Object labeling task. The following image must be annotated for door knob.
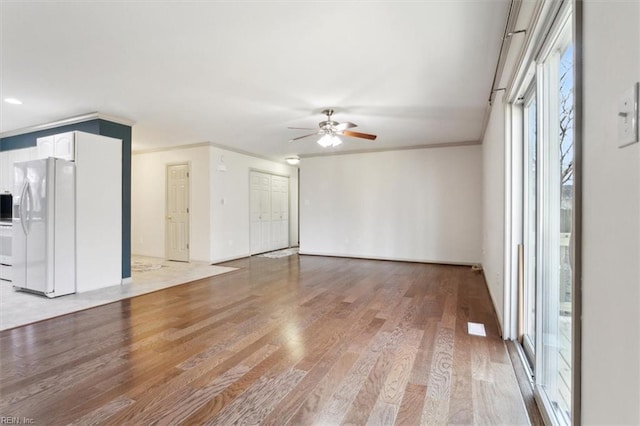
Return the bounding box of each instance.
[167,216,172,220]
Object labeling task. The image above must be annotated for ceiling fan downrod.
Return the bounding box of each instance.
[319,109,339,131]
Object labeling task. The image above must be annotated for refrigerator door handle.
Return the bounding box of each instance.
[24,182,33,234]
[19,181,29,236]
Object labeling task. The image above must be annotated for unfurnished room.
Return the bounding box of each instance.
[0,1,638,425]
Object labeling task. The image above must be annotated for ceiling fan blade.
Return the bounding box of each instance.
[334,122,357,131]
[287,127,317,130]
[289,132,320,142]
[340,130,377,140]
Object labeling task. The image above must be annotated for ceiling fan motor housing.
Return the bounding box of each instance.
[319,120,339,131]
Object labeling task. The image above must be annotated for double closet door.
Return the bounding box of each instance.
[250,171,289,255]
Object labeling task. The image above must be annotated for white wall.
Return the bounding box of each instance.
[131,145,211,261]
[132,144,298,264]
[582,1,640,423]
[209,147,298,263]
[481,94,506,330]
[299,146,483,265]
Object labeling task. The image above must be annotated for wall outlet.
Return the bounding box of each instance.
[618,82,639,148]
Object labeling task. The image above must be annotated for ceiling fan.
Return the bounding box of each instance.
[288,109,377,147]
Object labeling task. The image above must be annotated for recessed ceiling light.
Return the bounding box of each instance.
[4,98,23,105]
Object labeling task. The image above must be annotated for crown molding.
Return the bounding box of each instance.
[133,141,292,166]
[132,141,211,155]
[0,112,135,139]
[299,140,481,159]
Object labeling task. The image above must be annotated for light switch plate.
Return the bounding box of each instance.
[618,82,639,148]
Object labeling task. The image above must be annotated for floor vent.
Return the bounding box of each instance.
[467,322,487,336]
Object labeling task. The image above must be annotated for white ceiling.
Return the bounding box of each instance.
[1,1,509,161]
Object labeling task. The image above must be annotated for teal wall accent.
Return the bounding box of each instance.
[0,120,100,151]
[97,120,132,279]
[0,119,132,278]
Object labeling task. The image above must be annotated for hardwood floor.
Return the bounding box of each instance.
[0,255,530,425]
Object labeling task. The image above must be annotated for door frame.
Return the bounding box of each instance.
[165,161,191,262]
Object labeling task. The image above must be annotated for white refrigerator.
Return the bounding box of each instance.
[13,158,76,297]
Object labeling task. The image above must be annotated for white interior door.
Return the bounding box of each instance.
[250,171,271,254]
[250,171,289,254]
[166,163,190,262]
[270,175,289,250]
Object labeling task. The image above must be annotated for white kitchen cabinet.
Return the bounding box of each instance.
[73,132,122,292]
[0,222,11,281]
[37,136,54,158]
[37,132,75,161]
[12,147,36,164]
[0,151,11,193]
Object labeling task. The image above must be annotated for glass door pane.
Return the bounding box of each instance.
[522,85,537,366]
[539,30,574,425]
[556,42,574,422]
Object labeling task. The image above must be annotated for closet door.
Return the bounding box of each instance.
[250,172,271,254]
[270,175,289,250]
[250,172,289,254]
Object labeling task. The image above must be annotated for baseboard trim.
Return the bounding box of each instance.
[298,250,478,267]
[481,266,504,338]
[211,254,251,264]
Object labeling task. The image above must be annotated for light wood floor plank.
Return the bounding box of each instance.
[396,383,427,426]
[0,255,532,425]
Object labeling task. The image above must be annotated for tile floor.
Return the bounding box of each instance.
[0,255,237,331]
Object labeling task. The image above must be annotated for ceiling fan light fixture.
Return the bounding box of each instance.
[288,109,375,145]
[317,134,333,147]
[286,156,300,165]
[318,134,341,148]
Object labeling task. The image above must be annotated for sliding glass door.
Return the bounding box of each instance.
[517,4,575,425]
